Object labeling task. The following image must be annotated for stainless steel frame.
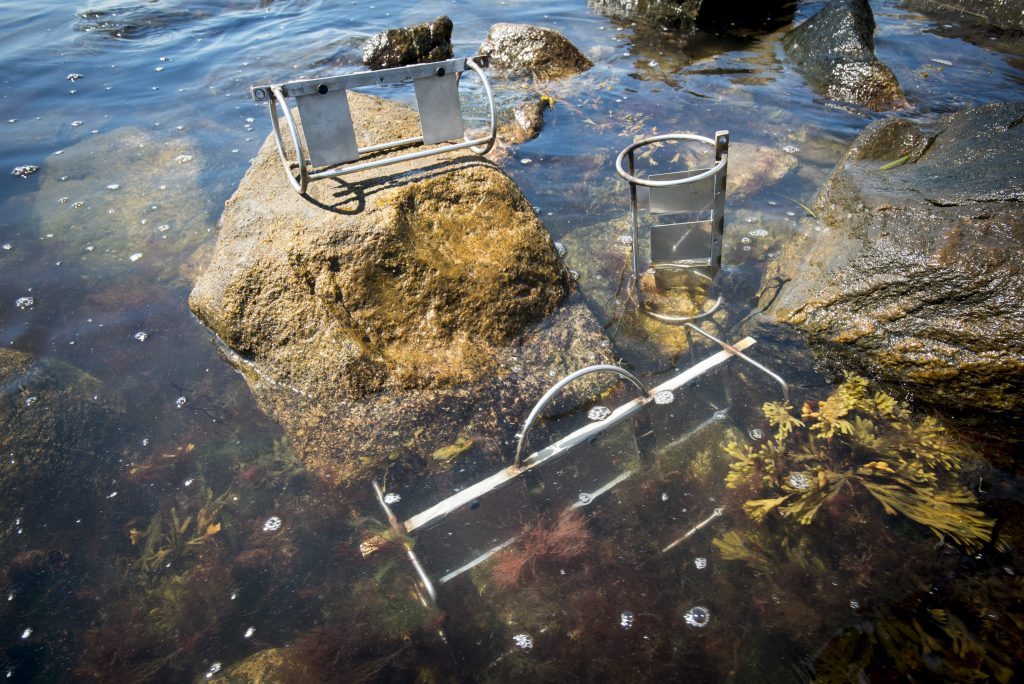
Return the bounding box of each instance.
[251,56,497,194]
[370,332,792,605]
[614,132,730,322]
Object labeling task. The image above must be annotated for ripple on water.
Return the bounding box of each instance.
[684,606,710,628]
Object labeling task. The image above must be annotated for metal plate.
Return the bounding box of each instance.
[414,73,465,145]
[648,169,716,215]
[295,89,358,167]
[651,220,713,265]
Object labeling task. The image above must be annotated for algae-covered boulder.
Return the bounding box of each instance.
[759,102,1024,419]
[190,92,612,485]
[0,349,123,545]
[902,0,1024,34]
[480,24,592,80]
[782,0,905,111]
[362,15,453,70]
[587,0,703,27]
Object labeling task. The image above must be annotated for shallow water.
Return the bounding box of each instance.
[2,1,1023,681]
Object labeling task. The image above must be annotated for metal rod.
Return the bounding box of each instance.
[269,87,308,194]
[661,506,724,554]
[571,470,633,508]
[307,135,494,181]
[628,149,642,308]
[615,134,727,188]
[438,537,517,584]
[683,323,789,404]
[372,480,438,604]
[514,365,649,468]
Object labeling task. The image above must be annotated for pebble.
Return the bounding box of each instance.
[553,241,567,258]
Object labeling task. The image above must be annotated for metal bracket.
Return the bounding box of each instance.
[614,131,729,321]
[252,56,497,194]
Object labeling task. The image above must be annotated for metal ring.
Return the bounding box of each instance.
[465,57,497,155]
[268,86,308,194]
[643,294,723,323]
[615,134,726,187]
[514,365,649,468]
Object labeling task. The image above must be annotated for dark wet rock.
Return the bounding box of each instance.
[207,648,305,684]
[782,0,906,111]
[190,92,612,486]
[0,349,124,549]
[480,24,593,80]
[759,102,1024,419]
[361,15,453,70]
[902,0,1024,34]
[588,0,703,27]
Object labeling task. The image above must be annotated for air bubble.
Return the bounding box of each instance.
[513,633,533,649]
[694,557,708,570]
[618,235,633,246]
[243,626,255,638]
[12,165,39,178]
[748,428,764,440]
[20,628,31,639]
[654,390,674,405]
[175,396,187,408]
[175,155,193,163]
[134,331,148,342]
[553,241,567,258]
[786,472,811,491]
[620,611,635,629]
[129,253,143,262]
[782,145,799,154]
[683,606,710,628]
[15,297,34,310]
[66,73,83,82]
[383,492,401,505]
[25,396,38,407]
[263,516,282,532]
[588,406,612,421]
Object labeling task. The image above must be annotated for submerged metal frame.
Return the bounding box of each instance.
[251,56,497,194]
[370,332,794,604]
[615,132,730,322]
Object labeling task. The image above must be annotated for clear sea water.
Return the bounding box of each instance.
[1,1,1023,681]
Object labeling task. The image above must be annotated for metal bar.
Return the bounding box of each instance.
[251,57,473,101]
[661,506,725,553]
[711,130,729,272]
[438,537,517,584]
[615,134,727,188]
[372,480,438,604]
[307,135,493,180]
[514,365,649,468]
[683,324,789,403]
[402,337,756,534]
[571,470,633,508]
[628,149,642,307]
[268,87,308,193]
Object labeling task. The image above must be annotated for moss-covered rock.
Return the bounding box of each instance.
[480,24,592,80]
[361,15,453,70]
[190,92,612,485]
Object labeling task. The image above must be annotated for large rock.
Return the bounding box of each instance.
[588,0,703,26]
[0,350,123,548]
[759,102,1024,419]
[362,15,453,70]
[190,93,612,485]
[589,0,795,30]
[782,0,905,111]
[480,24,592,80]
[902,0,1024,33]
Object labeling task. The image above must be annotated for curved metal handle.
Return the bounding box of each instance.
[514,365,649,468]
[465,57,497,155]
[615,133,727,187]
[268,86,309,194]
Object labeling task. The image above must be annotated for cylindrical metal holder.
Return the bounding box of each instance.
[614,132,729,322]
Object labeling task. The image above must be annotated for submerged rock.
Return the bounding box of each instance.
[361,15,453,70]
[589,0,795,30]
[497,95,553,146]
[190,93,612,485]
[760,102,1024,419]
[782,0,905,111]
[480,24,592,80]
[0,349,123,549]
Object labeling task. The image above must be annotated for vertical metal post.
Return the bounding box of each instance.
[711,130,729,273]
[628,150,643,307]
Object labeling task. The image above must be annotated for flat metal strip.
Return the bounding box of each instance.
[438,537,517,584]
[415,72,464,144]
[402,337,756,534]
[295,90,359,167]
[252,57,471,100]
[651,219,713,265]
[648,169,716,214]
